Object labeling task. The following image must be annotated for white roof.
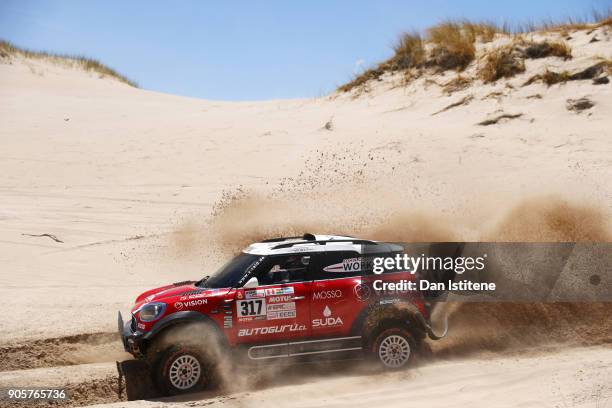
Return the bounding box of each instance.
[243,234,372,256]
[243,235,363,255]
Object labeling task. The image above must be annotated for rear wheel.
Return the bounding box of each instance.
[153,345,217,395]
[372,327,415,369]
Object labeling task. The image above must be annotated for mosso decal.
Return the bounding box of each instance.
[312,290,342,300]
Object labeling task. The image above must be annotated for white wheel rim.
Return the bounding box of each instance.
[378,334,411,368]
[169,354,201,390]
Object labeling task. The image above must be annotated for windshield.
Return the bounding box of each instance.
[200,253,264,289]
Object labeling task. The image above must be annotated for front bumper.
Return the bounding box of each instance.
[118,311,146,358]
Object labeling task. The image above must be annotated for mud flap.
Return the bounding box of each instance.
[116,360,160,401]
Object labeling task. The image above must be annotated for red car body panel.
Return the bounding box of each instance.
[129,272,425,347]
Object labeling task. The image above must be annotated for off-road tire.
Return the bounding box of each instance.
[152,345,218,395]
[371,327,416,369]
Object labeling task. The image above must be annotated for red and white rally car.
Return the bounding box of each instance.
[119,234,449,395]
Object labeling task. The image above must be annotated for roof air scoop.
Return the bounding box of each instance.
[302,233,316,241]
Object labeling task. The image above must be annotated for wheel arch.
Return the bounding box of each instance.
[142,311,227,357]
[352,302,428,346]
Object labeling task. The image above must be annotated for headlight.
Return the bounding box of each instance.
[138,302,166,322]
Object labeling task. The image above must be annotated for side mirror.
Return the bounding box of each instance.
[243,277,259,289]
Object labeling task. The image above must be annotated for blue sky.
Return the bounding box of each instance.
[1,0,610,100]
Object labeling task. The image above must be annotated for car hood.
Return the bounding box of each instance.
[134,281,230,306]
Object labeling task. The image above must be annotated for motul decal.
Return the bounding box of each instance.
[268,295,292,303]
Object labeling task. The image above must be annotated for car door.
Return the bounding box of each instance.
[310,250,365,338]
[233,253,315,344]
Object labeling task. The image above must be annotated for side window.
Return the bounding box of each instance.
[257,254,312,285]
[317,251,363,280]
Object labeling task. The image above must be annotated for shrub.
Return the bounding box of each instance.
[542,69,571,85]
[337,67,385,93]
[480,46,526,83]
[524,69,571,86]
[388,33,425,70]
[427,22,476,71]
[523,41,572,60]
[443,75,472,94]
[338,33,423,92]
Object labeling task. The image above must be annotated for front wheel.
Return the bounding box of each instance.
[153,346,217,395]
[372,327,415,369]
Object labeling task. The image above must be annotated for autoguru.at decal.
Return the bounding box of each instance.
[237,323,306,337]
[312,305,343,328]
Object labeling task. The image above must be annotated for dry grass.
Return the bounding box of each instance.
[338,9,610,93]
[463,22,502,42]
[541,69,571,85]
[523,59,612,87]
[512,9,612,33]
[443,75,473,94]
[388,33,425,70]
[522,40,572,60]
[479,45,526,83]
[337,67,385,93]
[339,33,424,92]
[427,22,476,71]
[0,40,137,87]
[523,69,571,86]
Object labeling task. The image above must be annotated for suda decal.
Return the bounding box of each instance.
[312,305,344,328]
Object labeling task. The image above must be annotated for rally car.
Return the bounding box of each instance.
[118,234,450,395]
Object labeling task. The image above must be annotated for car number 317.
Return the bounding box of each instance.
[237,299,266,317]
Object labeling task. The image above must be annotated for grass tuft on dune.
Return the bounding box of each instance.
[0,40,138,87]
[340,9,611,93]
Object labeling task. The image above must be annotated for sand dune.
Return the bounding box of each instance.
[0,23,611,408]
